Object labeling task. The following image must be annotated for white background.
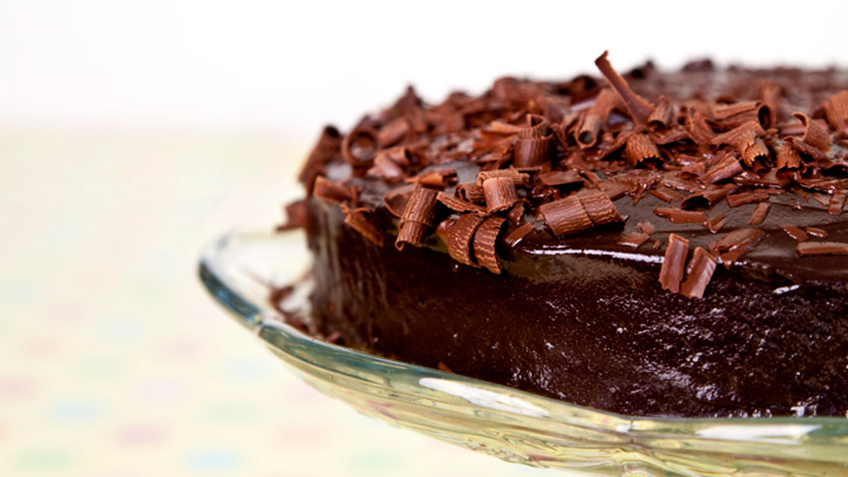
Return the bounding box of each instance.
[2,0,848,137]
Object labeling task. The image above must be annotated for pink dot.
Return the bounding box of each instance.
[0,378,35,399]
[114,426,165,445]
[19,337,62,359]
[154,338,204,360]
[271,426,331,448]
[137,379,185,403]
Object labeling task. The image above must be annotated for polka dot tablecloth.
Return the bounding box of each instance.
[0,129,562,476]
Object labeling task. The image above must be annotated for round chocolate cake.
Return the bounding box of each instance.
[283,52,848,418]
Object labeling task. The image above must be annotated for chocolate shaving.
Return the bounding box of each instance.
[617,232,649,248]
[579,191,624,225]
[446,213,485,266]
[477,169,530,186]
[504,222,535,249]
[659,234,689,293]
[341,205,383,246]
[647,95,673,127]
[276,200,309,231]
[776,142,802,169]
[792,112,832,151]
[680,247,717,299]
[653,207,708,224]
[436,191,486,214]
[396,186,439,250]
[806,227,828,238]
[514,135,554,168]
[456,182,485,203]
[704,213,728,233]
[313,176,357,204]
[704,153,743,183]
[748,202,771,225]
[649,185,684,203]
[637,220,655,235]
[377,118,411,147]
[684,109,716,146]
[829,190,846,215]
[482,176,519,213]
[540,196,593,237]
[624,133,661,165]
[594,51,655,124]
[472,216,507,273]
[409,169,457,187]
[368,150,406,182]
[383,187,413,217]
[784,136,828,162]
[759,82,781,126]
[711,101,772,129]
[299,126,342,190]
[797,241,848,256]
[681,185,736,209]
[781,224,809,242]
[823,91,848,131]
[711,228,765,266]
[538,170,583,187]
[577,89,620,147]
[341,127,379,167]
[517,114,550,139]
[710,121,768,166]
[726,191,770,207]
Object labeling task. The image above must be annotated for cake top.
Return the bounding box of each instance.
[288,52,848,296]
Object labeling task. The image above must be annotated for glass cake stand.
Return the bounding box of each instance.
[198,229,848,476]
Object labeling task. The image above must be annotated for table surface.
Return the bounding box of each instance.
[0,128,559,476]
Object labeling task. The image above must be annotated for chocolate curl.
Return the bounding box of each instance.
[653,207,707,224]
[456,182,485,204]
[792,113,832,152]
[759,82,781,126]
[776,142,802,169]
[436,191,487,214]
[748,202,771,225]
[624,133,660,166]
[594,51,655,124]
[797,241,848,256]
[408,169,457,188]
[312,176,357,204]
[342,127,379,167]
[514,135,554,168]
[710,121,768,166]
[781,224,809,242]
[472,216,507,273]
[711,101,773,129]
[579,191,624,226]
[446,214,485,266]
[680,247,717,299]
[703,154,743,183]
[377,118,411,148]
[341,204,384,247]
[276,200,309,232]
[784,136,828,162]
[830,190,846,216]
[659,234,689,293]
[299,126,343,190]
[368,147,410,183]
[684,109,716,146]
[647,95,673,128]
[540,196,593,237]
[517,114,550,139]
[482,176,519,213]
[710,228,765,266]
[577,89,620,147]
[477,169,530,186]
[823,90,848,131]
[396,186,439,250]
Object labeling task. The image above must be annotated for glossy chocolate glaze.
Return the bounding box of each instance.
[299,62,848,417]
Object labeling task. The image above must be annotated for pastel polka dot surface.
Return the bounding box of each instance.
[0,130,561,476]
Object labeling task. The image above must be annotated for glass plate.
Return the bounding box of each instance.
[198,229,848,476]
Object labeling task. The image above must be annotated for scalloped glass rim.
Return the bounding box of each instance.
[199,229,848,475]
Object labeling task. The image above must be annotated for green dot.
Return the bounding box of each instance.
[14,448,72,470]
[346,450,402,474]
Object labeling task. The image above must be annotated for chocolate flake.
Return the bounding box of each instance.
[776,142,802,169]
[383,187,413,217]
[704,212,728,233]
[446,214,485,266]
[617,232,650,248]
[659,234,689,293]
[806,227,828,238]
[681,185,736,209]
[341,205,383,246]
[653,207,708,224]
[636,220,655,235]
[625,133,661,165]
[726,191,770,207]
[704,153,743,183]
[472,216,508,273]
[594,51,656,124]
[540,196,593,237]
[829,190,846,215]
[684,109,716,146]
[396,186,439,250]
[482,176,520,213]
[781,224,809,242]
[276,200,309,231]
[711,228,765,266]
[797,241,848,256]
[538,170,583,187]
[504,222,535,250]
[649,185,684,203]
[680,247,717,299]
[313,176,357,204]
[436,191,486,214]
[748,202,771,225]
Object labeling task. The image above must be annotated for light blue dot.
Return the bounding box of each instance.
[49,399,102,424]
[220,358,271,382]
[182,449,243,474]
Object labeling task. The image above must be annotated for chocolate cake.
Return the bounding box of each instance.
[282,52,848,418]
